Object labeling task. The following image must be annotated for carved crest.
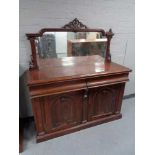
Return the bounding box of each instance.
[62,18,88,29]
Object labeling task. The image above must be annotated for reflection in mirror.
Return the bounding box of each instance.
[35,32,107,59]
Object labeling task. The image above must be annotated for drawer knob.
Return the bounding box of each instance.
[84,94,87,98]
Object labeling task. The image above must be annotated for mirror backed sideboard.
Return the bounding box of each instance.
[25,18,131,142]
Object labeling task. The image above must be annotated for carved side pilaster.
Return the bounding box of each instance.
[29,37,39,70]
[106,29,114,62]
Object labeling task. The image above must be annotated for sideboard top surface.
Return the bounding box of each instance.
[26,55,131,86]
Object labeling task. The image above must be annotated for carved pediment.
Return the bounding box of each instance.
[62,18,88,29]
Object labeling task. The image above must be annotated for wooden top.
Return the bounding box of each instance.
[27,55,131,86]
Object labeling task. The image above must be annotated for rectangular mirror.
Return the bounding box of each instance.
[35,32,107,59]
[26,18,114,70]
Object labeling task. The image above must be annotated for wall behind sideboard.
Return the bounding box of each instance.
[19,0,135,117]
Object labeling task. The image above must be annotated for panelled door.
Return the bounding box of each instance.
[88,84,124,121]
[41,90,85,132]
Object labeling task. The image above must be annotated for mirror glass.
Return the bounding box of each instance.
[35,32,107,59]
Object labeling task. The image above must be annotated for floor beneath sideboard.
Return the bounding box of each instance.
[20,98,135,155]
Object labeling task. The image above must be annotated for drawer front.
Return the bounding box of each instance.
[88,83,125,121]
[40,90,85,133]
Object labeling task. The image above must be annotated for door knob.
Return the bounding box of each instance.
[84,87,88,99]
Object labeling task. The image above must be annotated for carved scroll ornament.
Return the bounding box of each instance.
[62,18,88,29]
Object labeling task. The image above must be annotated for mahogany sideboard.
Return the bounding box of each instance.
[26,55,131,142]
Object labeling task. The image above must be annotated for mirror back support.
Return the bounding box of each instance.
[26,18,114,70]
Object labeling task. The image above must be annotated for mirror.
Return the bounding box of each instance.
[35,32,107,59]
[26,18,114,70]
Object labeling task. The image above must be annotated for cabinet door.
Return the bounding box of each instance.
[88,84,125,121]
[41,90,84,132]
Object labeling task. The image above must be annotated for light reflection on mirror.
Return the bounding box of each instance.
[35,32,107,59]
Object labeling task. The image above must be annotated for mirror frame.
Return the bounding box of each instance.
[26,18,114,70]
